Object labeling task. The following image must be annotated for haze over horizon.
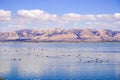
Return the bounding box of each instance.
[0,0,120,31]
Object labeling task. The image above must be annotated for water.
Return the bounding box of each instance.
[0,42,120,80]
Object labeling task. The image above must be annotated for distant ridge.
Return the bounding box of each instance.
[0,28,120,42]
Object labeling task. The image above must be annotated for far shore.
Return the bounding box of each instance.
[0,40,120,43]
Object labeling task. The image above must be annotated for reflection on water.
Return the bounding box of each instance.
[0,42,120,80]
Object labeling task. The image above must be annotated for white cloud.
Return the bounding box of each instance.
[96,14,114,20]
[61,13,96,21]
[114,13,120,19]
[0,9,120,31]
[0,9,11,21]
[17,9,57,22]
[95,13,120,21]
[62,13,81,21]
[16,9,120,23]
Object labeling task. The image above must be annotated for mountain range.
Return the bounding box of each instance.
[0,28,120,42]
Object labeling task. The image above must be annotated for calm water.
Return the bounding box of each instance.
[0,42,120,80]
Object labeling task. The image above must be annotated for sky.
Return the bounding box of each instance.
[0,0,120,31]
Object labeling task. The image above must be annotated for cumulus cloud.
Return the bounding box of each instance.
[16,9,120,23]
[0,9,11,21]
[61,13,97,22]
[114,13,120,19]
[17,9,57,22]
[96,14,114,20]
[62,13,81,21]
[0,9,120,31]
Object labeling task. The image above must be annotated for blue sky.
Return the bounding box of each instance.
[0,0,120,14]
[0,0,120,31]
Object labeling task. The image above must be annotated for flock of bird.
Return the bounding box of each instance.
[0,47,110,63]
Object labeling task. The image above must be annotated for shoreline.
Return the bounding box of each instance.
[0,40,120,43]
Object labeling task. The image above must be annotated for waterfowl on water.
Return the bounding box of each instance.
[19,58,21,61]
[13,58,16,60]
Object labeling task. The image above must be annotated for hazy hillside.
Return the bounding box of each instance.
[0,28,120,42]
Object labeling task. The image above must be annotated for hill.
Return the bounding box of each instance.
[0,28,120,42]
